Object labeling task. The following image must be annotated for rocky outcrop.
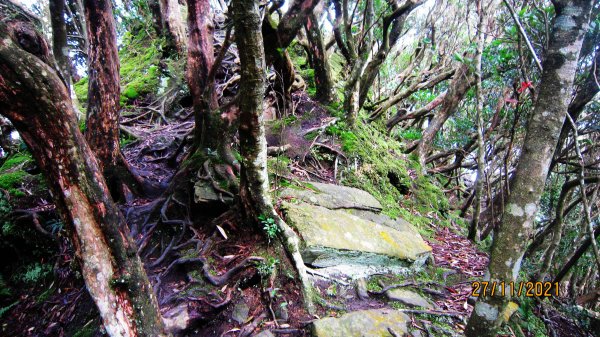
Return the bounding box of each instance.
[311,309,409,337]
[280,183,431,277]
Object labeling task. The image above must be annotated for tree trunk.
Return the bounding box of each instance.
[83,0,142,197]
[262,16,296,116]
[304,7,334,103]
[468,0,486,242]
[358,0,423,109]
[263,0,321,115]
[158,0,187,54]
[344,0,373,127]
[49,0,71,89]
[0,9,166,337]
[232,0,314,312]
[415,63,473,170]
[465,1,593,335]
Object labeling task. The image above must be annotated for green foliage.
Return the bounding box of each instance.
[395,128,422,141]
[73,77,89,106]
[0,171,28,197]
[256,257,279,278]
[0,152,33,171]
[0,151,41,198]
[0,193,13,236]
[515,297,548,337]
[0,274,11,297]
[119,30,164,104]
[14,262,52,285]
[258,214,279,243]
[330,121,449,227]
[326,124,358,152]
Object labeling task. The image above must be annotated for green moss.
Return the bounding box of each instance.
[73,77,88,105]
[0,171,28,191]
[119,31,164,104]
[0,152,32,171]
[333,120,450,231]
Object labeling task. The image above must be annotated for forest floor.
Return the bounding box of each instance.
[0,84,593,337]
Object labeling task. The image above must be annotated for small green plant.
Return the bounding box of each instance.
[258,214,279,243]
[256,257,279,279]
[16,262,52,285]
[0,301,18,319]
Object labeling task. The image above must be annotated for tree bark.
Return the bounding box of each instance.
[232,0,314,313]
[415,63,473,169]
[83,0,141,197]
[0,8,166,336]
[49,0,71,89]
[465,1,593,335]
[553,224,600,283]
[262,0,321,115]
[304,6,334,103]
[158,0,187,54]
[468,0,486,242]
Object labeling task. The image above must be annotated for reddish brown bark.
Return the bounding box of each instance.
[83,0,141,196]
[0,7,166,336]
[186,0,219,146]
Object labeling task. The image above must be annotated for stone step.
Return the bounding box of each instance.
[311,309,409,337]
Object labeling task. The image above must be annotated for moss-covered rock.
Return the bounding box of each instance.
[311,309,409,337]
[279,182,382,211]
[282,201,431,266]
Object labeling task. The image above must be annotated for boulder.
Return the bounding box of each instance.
[311,309,409,337]
[231,301,249,324]
[280,182,382,211]
[283,201,431,268]
[385,289,434,309]
[345,209,420,235]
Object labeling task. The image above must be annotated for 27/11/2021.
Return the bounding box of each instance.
[471,281,559,297]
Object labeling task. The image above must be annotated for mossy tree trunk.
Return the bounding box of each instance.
[465,0,593,335]
[83,0,142,197]
[0,8,167,337]
[232,0,314,313]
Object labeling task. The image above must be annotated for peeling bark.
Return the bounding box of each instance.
[465,1,593,335]
[0,8,167,336]
[83,0,142,197]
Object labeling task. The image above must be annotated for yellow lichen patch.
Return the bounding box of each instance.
[501,301,520,322]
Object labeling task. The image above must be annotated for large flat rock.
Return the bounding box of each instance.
[280,182,382,211]
[283,201,431,268]
[386,289,434,309]
[311,309,409,337]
